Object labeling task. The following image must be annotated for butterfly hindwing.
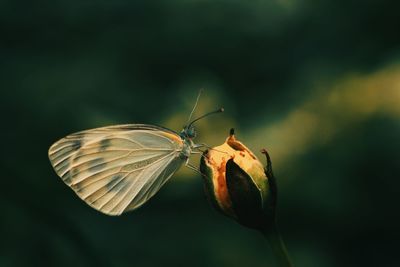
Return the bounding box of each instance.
[48,124,185,215]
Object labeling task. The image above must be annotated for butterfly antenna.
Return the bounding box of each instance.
[188,107,224,128]
[187,89,204,125]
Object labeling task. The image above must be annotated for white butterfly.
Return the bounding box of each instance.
[48,95,223,216]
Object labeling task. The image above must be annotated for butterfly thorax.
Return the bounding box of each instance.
[178,125,196,158]
[179,137,194,159]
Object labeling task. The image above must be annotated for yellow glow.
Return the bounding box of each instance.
[247,64,400,173]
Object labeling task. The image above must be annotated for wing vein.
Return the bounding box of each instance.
[107,153,178,213]
[131,131,176,144]
[77,151,176,196]
[88,172,131,205]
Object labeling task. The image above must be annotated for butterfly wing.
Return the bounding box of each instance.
[48,124,185,216]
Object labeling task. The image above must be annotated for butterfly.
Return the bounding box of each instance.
[48,93,223,216]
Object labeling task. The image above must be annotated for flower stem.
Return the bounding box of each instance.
[261,221,293,267]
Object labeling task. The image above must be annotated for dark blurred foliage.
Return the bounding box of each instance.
[1,0,400,266]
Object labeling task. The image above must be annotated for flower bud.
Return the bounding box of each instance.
[200,129,277,230]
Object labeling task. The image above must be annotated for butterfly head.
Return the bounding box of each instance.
[181,125,197,139]
[181,107,224,140]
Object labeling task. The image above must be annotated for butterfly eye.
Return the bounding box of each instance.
[187,126,196,138]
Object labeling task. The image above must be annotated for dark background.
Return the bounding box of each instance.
[1,0,400,266]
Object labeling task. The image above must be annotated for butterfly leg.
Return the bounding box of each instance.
[184,159,207,178]
[192,143,213,154]
[193,143,229,155]
[186,163,207,178]
[193,143,208,149]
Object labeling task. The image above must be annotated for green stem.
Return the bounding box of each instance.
[261,221,293,267]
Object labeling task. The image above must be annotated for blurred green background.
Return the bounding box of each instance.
[1,0,400,266]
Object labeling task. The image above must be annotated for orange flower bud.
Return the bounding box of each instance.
[200,129,276,230]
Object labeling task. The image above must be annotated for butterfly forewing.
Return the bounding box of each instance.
[48,124,185,216]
